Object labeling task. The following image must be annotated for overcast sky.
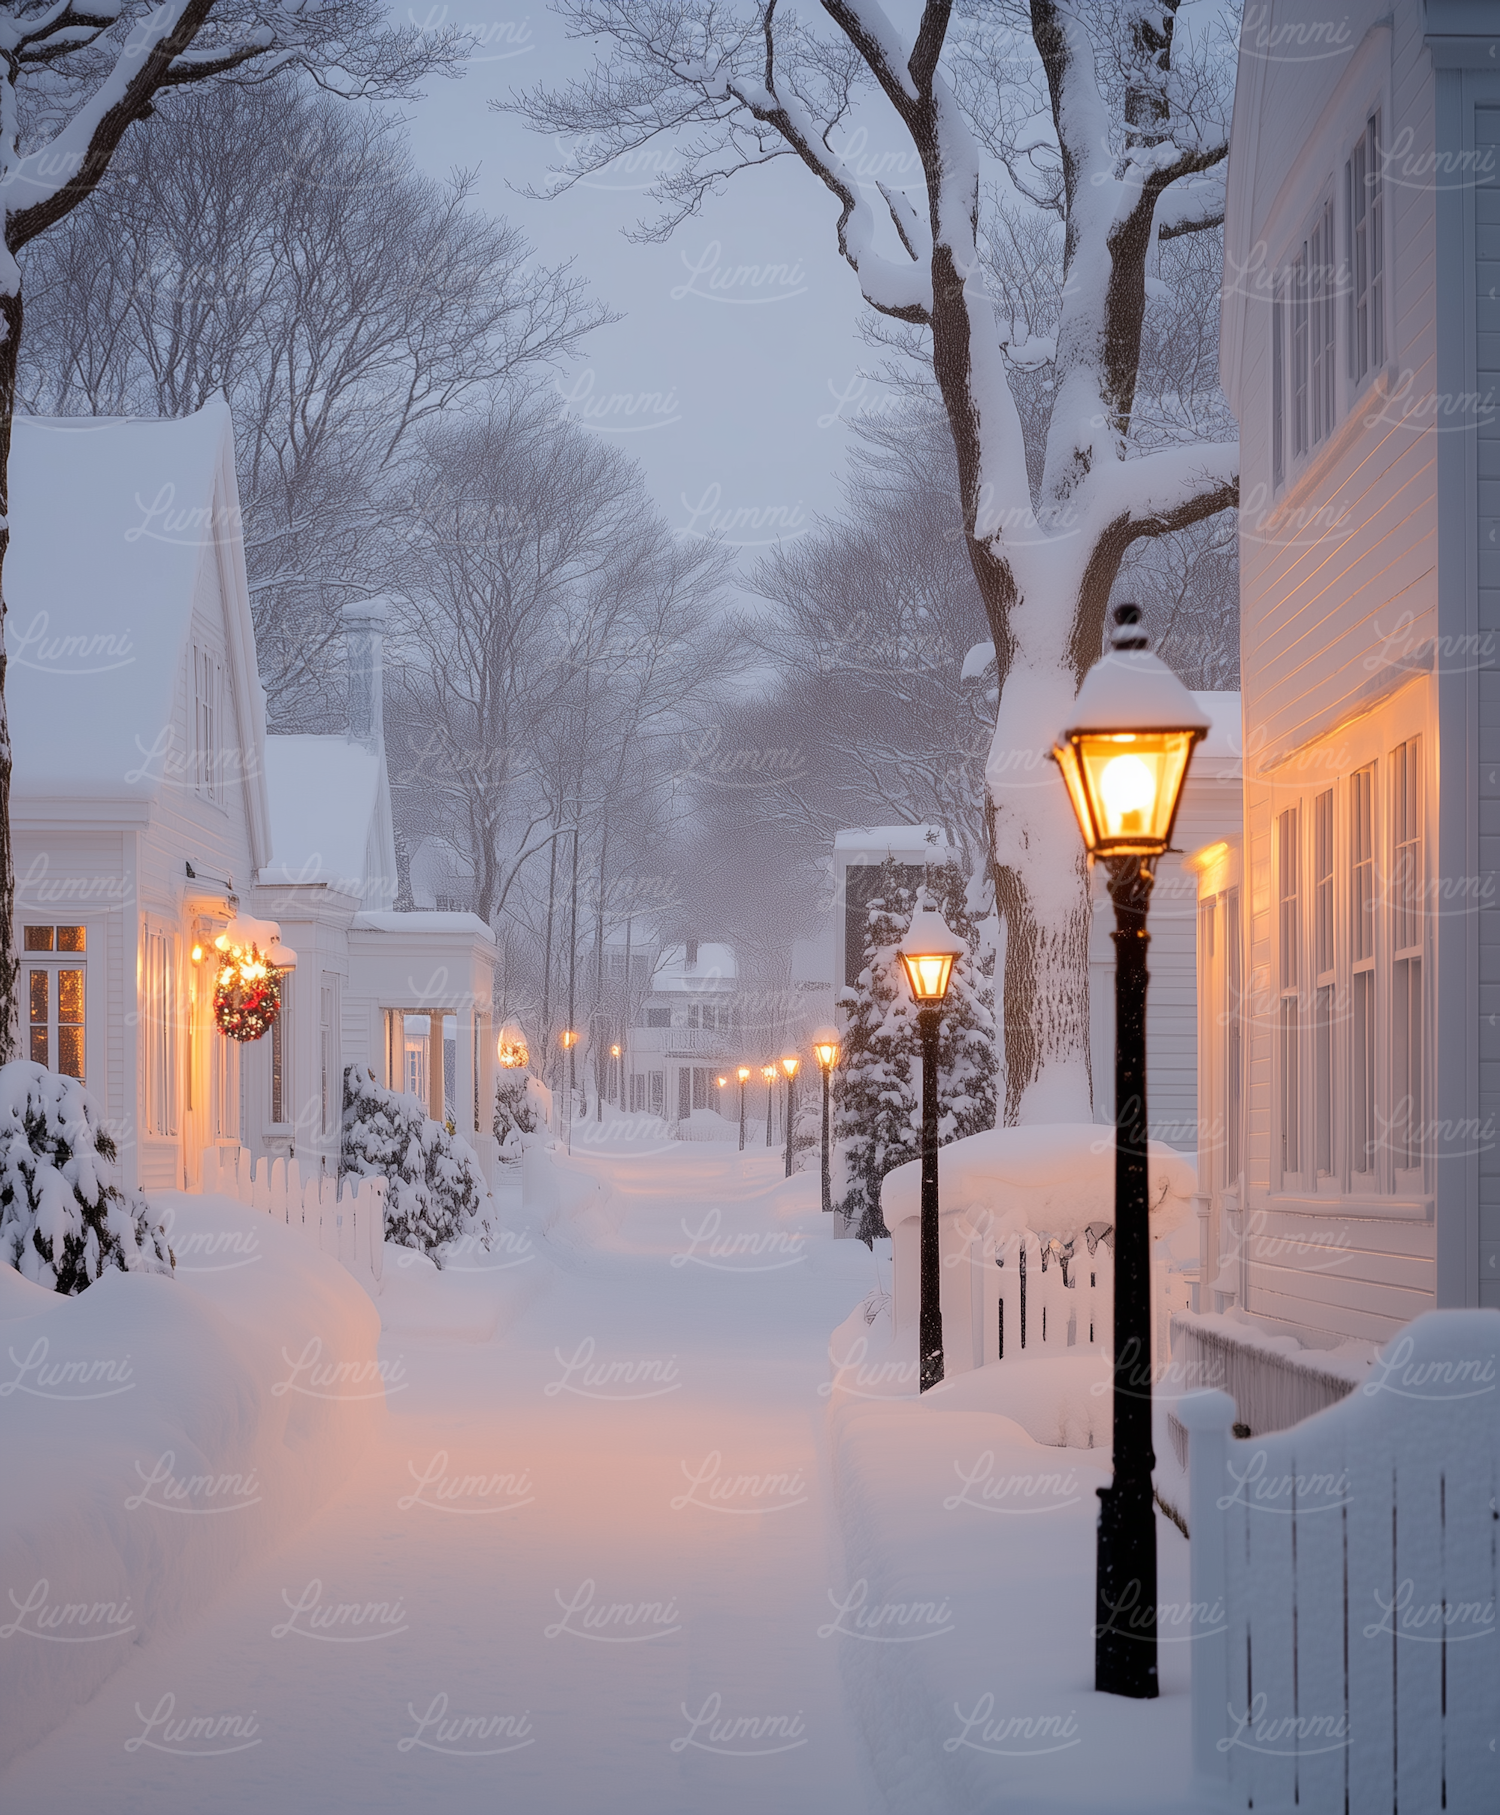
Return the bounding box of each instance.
[400,3,923,571]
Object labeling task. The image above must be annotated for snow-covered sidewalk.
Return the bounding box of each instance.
[2,1142,884,1814]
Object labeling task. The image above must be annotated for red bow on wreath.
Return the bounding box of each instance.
[213,939,283,1043]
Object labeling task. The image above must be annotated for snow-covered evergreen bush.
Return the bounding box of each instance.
[0,1061,173,1293]
[342,1065,493,1264]
[493,1071,539,1154]
[834,860,996,1245]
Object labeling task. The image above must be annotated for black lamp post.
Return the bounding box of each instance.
[897,899,965,1395]
[1051,601,1208,1701]
[762,1064,775,1147]
[813,1032,839,1212]
[737,1065,750,1150]
[780,1055,799,1178]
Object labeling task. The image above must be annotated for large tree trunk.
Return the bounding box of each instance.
[0,285,21,1062]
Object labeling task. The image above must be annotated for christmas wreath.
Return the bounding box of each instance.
[213,940,282,1042]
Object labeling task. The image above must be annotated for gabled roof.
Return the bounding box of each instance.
[259,735,397,908]
[7,402,270,858]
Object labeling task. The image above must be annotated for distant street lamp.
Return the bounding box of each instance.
[897,898,966,1394]
[560,1028,580,1149]
[737,1065,751,1150]
[780,1054,800,1178]
[1052,600,1208,1703]
[762,1064,776,1147]
[610,1043,621,1108]
[812,1031,840,1213]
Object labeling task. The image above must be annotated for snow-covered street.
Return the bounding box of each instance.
[2,1140,890,1814]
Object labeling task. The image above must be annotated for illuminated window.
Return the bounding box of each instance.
[24,926,86,1082]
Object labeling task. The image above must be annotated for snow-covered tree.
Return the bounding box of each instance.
[0,2,467,1056]
[341,1065,492,1264]
[0,1062,173,1292]
[18,81,608,731]
[493,1070,540,1154]
[835,859,995,1243]
[510,0,1238,1122]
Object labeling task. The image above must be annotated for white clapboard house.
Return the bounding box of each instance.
[1187,0,1500,1429]
[8,400,499,1191]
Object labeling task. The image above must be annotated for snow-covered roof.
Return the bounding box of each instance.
[260,736,384,895]
[833,825,948,855]
[352,910,495,944]
[651,942,737,990]
[7,403,268,856]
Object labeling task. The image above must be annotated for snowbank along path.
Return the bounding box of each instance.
[2,1131,885,1814]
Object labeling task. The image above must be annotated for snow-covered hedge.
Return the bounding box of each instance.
[342,1064,493,1263]
[0,1061,173,1293]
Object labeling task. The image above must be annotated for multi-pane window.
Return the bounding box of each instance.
[145,927,177,1137]
[1291,202,1337,459]
[1272,279,1286,489]
[194,645,223,802]
[271,972,291,1125]
[1346,114,1384,386]
[1225,887,1242,1187]
[1313,791,1335,1177]
[1391,739,1423,1176]
[1278,808,1300,1178]
[24,925,85,1081]
[1349,766,1377,1180]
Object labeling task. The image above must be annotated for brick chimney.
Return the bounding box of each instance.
[343,596,389,752]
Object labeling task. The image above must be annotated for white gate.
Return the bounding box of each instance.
[1180,1309,1500,1811]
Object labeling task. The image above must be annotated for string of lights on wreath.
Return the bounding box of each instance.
[211,933,284,1043]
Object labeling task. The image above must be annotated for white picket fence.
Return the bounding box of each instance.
[896,1208,1187,1376]
[198,1146,386,1298]
[1180,1309,1500,1812]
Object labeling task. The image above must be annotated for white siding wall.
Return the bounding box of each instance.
[1232,0,1443,1343]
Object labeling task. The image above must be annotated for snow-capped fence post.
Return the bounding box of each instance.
[1183,1312,1500,1809]
[1178,1388,1234,1784]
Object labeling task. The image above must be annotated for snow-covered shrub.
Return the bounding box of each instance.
[342,1064,492,1263]
[834,859,996,1244]
[0,1061,173,1293]
[493,1070,538,1155]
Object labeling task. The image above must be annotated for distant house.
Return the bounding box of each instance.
[9,401,498,1190]
[1198,0,1499,1383]
[624,941,744,1122]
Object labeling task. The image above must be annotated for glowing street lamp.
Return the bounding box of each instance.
[897,899,965,1394]
[812,1031,840,1214]
[762,1064,776,1148]
[737,1065,751,1150]
[780,1054,800,1179]
[1051,601,1208,1703]
[610,1042,621,1108]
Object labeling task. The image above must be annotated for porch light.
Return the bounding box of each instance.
[1050,604,1209,858]
[497,1021,528,1069]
